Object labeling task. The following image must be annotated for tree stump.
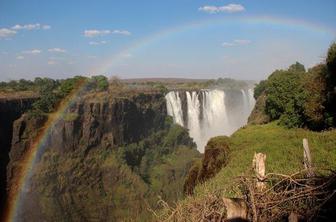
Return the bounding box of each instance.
[303,138,314,177]
[253,152,266,191]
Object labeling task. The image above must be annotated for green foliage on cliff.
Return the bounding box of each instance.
[31,119,199,221]
[253,80,267,99]
[89,75,109,91]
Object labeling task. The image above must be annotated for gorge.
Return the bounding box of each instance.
[166,89,255,152]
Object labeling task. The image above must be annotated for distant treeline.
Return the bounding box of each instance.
[254,42,336,130]
[0,75,110,115]
[122,77,253,91]
[0,75,254,115]
[0,75,109,93]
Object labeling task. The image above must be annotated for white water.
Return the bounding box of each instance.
[165,91,184,126]
[165,89,255,152]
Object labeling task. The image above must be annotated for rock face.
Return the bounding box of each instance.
[7,93,167,193]
[4,92,199,221]
[0,97,36,212]
[184,136,230,195]
[248,92,270,125]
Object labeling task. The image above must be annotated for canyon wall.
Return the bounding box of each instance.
[0,97,37,212]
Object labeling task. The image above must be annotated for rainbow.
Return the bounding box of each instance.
[3,80,87,222]
[91,15,336,75]
[3,15,336,222]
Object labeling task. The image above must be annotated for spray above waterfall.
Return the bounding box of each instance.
[165,89,255,152]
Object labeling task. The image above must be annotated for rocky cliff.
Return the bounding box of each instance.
[5,92,199,221]
[7,93,167,192]
[247,92,270,125]
[184,136,229,195]
[0,96,37,212]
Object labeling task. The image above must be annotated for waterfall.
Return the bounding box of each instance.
[165,89,255,152]
[247,88,256,110]
[165,91,184,126]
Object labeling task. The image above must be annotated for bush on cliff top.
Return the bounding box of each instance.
[252,42,336,130]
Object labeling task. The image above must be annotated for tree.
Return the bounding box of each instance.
[34,77,57,93]
[288,62,306,73]
[91,75,109,91]
[326,42,336,75]
[324,43,336,126]
[303,64,328,129]
[32,91,58,113]
[254,80,267,99]
[58,76,87,97]
[264,65,307,128]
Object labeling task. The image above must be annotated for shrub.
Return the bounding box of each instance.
[253,80,267,99]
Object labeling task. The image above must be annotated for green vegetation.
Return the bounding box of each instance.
[89,75,109,91]
[168,43,336,221]
[253,42,336,130]
[184,136,230,195]
[191,122,336,197]
[32,118,200,221]
[266,67,306,128]
[0,75,110,115]
[206,78,252,90]
[123,78,254,91]
[157,122,336,221]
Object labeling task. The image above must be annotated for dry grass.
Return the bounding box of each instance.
[240,169,336,221]
[153,168,336,221]
[151,194,227,222]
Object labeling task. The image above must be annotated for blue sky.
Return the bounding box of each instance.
[0,0,335,81]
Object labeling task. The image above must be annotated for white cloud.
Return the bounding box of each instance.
[0,28,17,38]
[222,42,235,47]
[48,48,66,53]
[112,30,131,35]
[12,24,39,30]
[84,29,131,37]
[22,49,42,54]
[222,39,251,47]
[84,29,111,37]
[198,6,219,14]
[89,40,108,45]
[234,39,251,45]
[16,55,24,60]
[199,4,245,14]
[11,23,51,30]
[0,23,50,39]
[42,25,51,30]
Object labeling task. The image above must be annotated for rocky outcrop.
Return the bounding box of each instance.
[248,92,270,125]
[51,93,166,151]
[184,136,230,195]
[6,93,167,194]
[0,96,37,212]
[5,92,200,221]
